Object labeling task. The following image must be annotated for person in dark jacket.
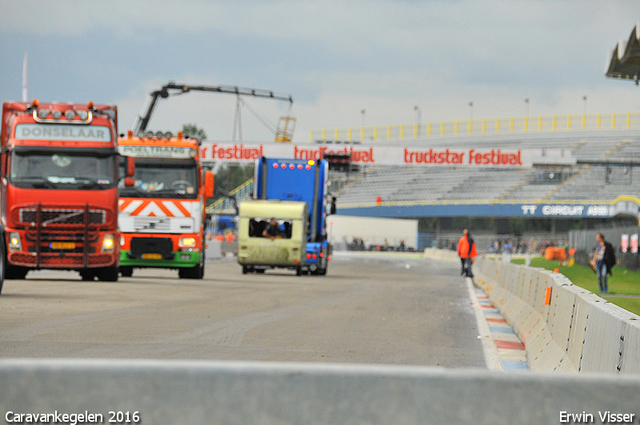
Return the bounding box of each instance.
[592,233,616,293]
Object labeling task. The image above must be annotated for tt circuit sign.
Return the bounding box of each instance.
[338,198,640,219]
[199,142,575,167]
[521,199,640,218]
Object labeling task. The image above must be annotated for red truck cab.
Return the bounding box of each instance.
[0,100,126,292]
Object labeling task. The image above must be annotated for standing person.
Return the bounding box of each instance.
[592,233,616,294]
[457,229,478,277]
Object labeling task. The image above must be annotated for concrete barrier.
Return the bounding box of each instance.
[473,257,640,374]
[422,247,459,262]
[1,359,640,425]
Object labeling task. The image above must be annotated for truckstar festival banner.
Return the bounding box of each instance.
[199,142,575,167]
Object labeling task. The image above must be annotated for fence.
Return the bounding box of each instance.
[570,226,640,271]
[310,112,640,143]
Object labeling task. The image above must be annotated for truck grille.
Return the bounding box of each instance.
[17,208,106,226]
[133,217,172,232]
[8,203,115,269]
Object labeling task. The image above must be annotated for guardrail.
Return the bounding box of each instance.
[1,359,639,425]
[310,112,640,143]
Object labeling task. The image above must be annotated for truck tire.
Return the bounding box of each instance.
[79,270,96,281]
[5,265,28,280]
[179,250,205,279]
[98,267,119,282]
[0,238,5,295]
[120,267,133,277]
[242,265,250,274]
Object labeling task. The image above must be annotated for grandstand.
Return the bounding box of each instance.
[206,126,640,250]
[336,135,640,206]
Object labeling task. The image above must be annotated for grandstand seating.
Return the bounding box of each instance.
[208,134,640,215]
[336,135,640,205]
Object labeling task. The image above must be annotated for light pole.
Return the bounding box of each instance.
[468,101,473,121]
[582,95,588,129]
[524,98,530,117]
[414,105,421,137]
[361,109,366,128]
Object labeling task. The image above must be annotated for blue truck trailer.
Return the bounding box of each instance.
[237,157,335,276]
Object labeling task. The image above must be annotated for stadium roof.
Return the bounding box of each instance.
[606,25,640,84]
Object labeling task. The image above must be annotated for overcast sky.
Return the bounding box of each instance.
[0,0,638,143]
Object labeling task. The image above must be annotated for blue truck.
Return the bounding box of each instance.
[237,157,335,276]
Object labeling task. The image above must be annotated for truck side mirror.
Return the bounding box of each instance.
[124,177,135,187]
[126,156,135,177]
[330,196,337,215]
[204,170,215,198]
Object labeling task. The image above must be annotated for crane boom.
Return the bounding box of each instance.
[132,81,294,135]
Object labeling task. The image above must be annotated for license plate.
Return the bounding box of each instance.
[51,242,76,249]
[142,253,162,260]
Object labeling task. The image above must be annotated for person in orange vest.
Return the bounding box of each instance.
[457,229,478,278]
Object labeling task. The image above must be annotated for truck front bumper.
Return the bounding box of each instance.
[119,250,201,268]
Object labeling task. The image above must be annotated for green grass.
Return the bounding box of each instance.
[511,257,640,316]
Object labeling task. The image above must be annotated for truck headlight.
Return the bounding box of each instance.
[179,237,196,248]
[8,232,22,251]
[102,234,115,253]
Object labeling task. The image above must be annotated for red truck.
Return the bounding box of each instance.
[0,100,133,293]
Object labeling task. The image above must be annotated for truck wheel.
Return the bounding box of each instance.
[120,267,133,277]
[242,265,250,274]
[0,239,5,295]
[79,270,96,281]
[98,267,119,282]
[179,250,205,279]
[296,267,302,276]
[5,265,28,280]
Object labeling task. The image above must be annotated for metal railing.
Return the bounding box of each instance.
[310,112,640,143]
[206,178,254,214]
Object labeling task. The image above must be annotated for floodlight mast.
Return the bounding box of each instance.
[132,81,294,135]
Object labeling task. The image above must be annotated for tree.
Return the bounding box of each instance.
[215,164,254,195]
[182,123,207,141]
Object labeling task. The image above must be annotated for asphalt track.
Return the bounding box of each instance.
[0,252,485,368]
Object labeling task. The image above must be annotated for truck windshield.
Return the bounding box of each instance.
[10,150,117,190]
[119,158,198,199]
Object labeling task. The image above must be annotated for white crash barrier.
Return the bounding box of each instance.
[473,257,640,374]
[1,359,640,425]
[422,247,459,261]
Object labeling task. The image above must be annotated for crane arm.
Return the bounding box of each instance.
[132,81,293,135]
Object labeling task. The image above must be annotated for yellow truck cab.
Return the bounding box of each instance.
[237,200,308,274]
